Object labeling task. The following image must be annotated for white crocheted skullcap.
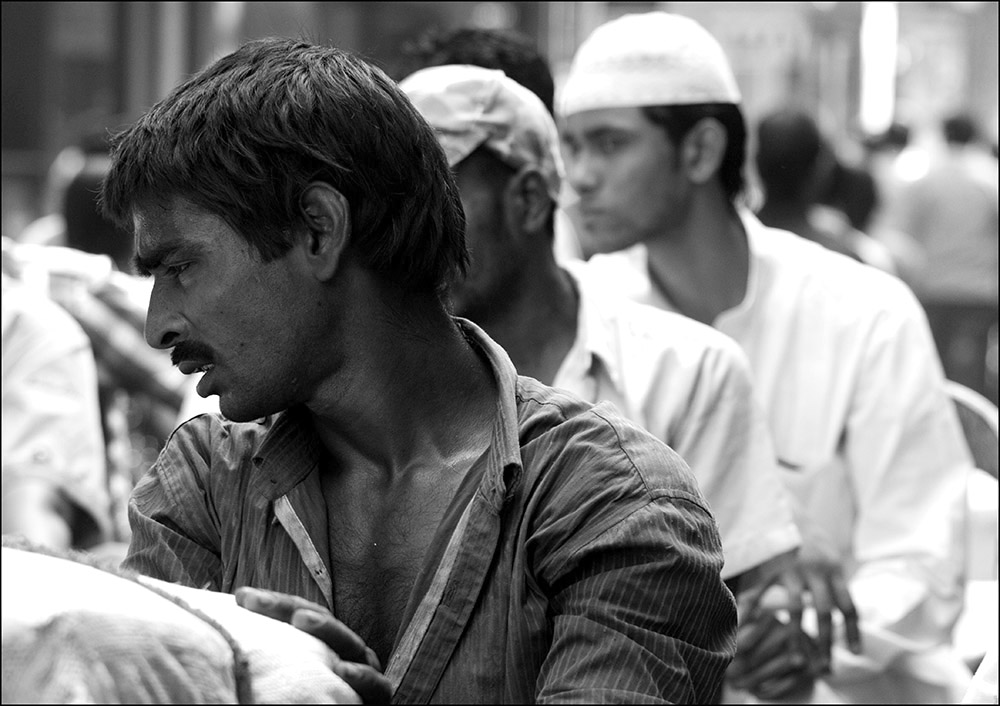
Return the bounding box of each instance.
[400,64,563,199]
[558,12,742,118]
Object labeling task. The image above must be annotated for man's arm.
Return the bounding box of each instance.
[121,424,223,587]
[829,288,971,675]
[667,328,862,698]
[534,495,737,704]
[665,334,802,583]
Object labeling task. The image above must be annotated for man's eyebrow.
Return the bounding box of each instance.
[583,126,629,141]
[132,248,172,277]
[132,242,200,277]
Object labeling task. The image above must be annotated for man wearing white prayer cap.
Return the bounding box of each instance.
[561,10,975,705]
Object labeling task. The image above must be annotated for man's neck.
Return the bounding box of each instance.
[758,199,810,231]
[465,261,579,387]
[644,199,749,326]
[305,282,498,481]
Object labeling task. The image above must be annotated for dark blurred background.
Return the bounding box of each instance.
[3,1,997,239]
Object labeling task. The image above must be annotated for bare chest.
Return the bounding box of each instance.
[323,477,459,667]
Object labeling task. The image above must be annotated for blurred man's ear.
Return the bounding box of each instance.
[681,117,727,186]
[506,166,554,237]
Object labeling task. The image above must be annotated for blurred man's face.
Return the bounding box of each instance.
[560,107,691,254]
[448,150,523,321]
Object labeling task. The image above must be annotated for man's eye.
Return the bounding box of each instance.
[164,262,191,277]
[596,136,626,155]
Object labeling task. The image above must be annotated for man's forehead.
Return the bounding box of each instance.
[133,197,219,238]
[561,106,651,134]
[131,197,233,260]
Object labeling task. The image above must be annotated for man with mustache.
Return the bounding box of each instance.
[104,37,737,703]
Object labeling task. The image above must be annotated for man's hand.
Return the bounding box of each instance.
[236,587,392,704]
[727,611,819,702]
[739,547,862,675]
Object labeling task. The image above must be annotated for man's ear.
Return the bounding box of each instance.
[506,166,554,238]
[298,182,351,282]
[680,118,728,186]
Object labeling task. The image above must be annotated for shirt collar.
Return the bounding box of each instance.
[723,207,763,323]
[559,261,626,396]
[249,406,324,500]
[452,316,524,512]
[246,317,524,510]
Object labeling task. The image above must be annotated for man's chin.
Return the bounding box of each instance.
[580,226,642,257]
[217,400,261,424]
[218,396,289,424]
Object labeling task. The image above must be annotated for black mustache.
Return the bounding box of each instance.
[171,341,216,367]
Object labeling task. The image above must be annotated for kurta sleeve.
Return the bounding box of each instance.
[826,288,971,684]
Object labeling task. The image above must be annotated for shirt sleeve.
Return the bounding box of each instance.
[122,421,223,589]
[823,289,971,683]
[667,340,802,581]
[531,417,738,704]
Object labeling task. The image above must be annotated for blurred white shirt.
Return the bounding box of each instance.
[585,210,974,703]
[556,261,801,581]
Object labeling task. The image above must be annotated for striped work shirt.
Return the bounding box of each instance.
[124,319,737,703]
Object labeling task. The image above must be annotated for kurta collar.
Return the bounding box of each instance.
[621,208,763,328]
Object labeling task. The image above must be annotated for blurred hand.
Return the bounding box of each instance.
[727,610,818,702]
[739,546,862,676]
[236,587,392,704]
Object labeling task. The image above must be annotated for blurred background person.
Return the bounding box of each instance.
[3,129,187,550]
[561,11,976,703]
[881,113,999,404]
[753,107,897,273]
[2,265,111,553]
[816,151,881,236]
[61,133,132,274]
[402,24,588,264]
[402,26,555,114]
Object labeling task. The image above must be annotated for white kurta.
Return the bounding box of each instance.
[555,261,801,581]
[2,274,111,544]
[585,211,974,703]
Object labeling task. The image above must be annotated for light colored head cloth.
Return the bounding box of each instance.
[399,64,563,199]
[558,12,742,118]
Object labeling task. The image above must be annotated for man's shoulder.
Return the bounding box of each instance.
[513,376,707,505]
[753,221,920,319]
[163,412,276,469]
[566,263,753,392]
[608,294,748,367]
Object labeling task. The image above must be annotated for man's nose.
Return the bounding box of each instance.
[565,152,598,195]
[144,287,182,349]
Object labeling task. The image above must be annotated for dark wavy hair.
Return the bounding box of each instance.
[101,37,467,295]
[403,27,555,116]
[642,103,747,203]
